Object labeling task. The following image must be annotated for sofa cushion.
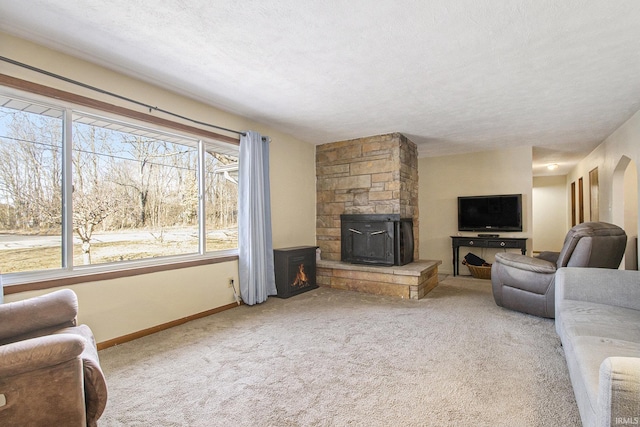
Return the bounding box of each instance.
[494,252,557,274]
[556,222,627,268]
[570,336,640,422]
[557,300,640,344]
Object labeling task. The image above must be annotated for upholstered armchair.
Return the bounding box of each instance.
[491,222,627,318]
[0,289,107,426]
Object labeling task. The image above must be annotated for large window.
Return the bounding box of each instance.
[0,92,238,280]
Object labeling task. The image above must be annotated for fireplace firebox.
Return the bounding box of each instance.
[274,246,319,298]
[340,214,414,266]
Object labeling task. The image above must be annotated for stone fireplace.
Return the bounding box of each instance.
[315,133,440,299]
[316,132,419,261]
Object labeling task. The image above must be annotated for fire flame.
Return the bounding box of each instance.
[292,263,309,287]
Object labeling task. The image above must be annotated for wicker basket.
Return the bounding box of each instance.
[462,260,492,280]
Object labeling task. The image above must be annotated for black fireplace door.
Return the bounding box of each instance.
[341,219,395,265]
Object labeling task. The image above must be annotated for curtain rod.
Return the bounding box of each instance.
[0,55,247,137]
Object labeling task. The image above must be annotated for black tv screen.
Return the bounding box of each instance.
[458,194,522,232]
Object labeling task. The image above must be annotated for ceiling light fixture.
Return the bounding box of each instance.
[547,163,559,170]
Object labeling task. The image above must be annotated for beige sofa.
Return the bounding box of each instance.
[0,289,107,426]
[555,267,640,427]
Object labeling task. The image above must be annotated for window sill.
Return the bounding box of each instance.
[3,252,239,295]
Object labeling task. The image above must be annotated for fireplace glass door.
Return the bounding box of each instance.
[340,214,413,266]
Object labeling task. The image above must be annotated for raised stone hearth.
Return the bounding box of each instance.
[317,259,441,300]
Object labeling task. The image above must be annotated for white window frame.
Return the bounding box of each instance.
[0,85,239,288]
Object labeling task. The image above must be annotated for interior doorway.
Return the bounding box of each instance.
[612,156,638,270]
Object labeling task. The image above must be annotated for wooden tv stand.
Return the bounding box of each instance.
[451,236,527,276]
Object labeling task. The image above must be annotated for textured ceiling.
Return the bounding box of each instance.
[2,0,640,176]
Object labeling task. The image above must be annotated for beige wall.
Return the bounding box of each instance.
[418,146,533,275]
[1,33,317,343]
[532,175,567,252]
[567,109,640,225]
[624,162,638,269]
[567,109,640,266]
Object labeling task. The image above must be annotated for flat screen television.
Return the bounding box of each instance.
[458,194,522,232]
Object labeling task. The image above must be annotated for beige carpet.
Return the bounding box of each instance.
[98,275,581,426]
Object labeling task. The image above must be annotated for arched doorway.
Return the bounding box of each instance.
[612,155,638,270]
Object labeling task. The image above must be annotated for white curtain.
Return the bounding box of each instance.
[238,131,277,305]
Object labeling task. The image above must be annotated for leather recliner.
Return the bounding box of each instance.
[491,221,627,318]
[0,289,107,426]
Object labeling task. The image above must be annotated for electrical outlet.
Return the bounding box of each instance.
[228,278,234,288]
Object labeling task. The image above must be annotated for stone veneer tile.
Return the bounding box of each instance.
[317,164,350,176]
[350,159,396,175]
[318,175,372,191]
[372,172,394,183]
[368,191,393,201]
[317,202,348,215]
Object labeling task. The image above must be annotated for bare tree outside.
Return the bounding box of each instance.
[72,122,117,264]
[0,101,64,272]
[0,96,238,274]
